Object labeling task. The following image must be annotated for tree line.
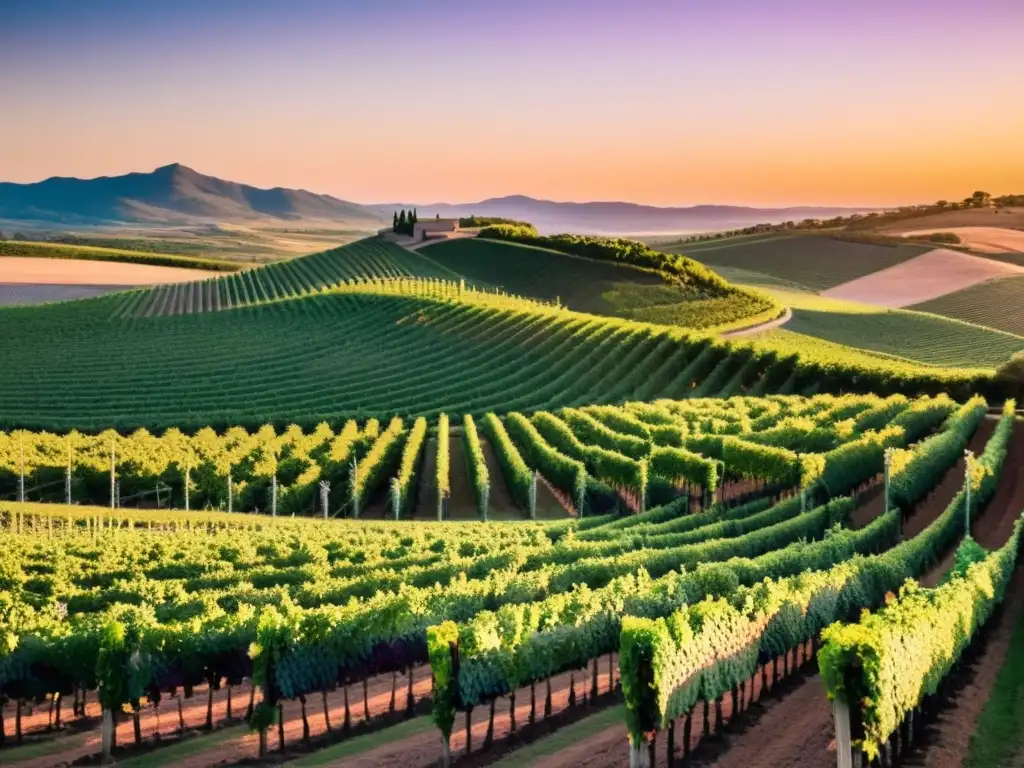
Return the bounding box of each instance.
[392,209,419,236]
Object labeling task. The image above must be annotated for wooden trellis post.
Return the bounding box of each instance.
[271,474,278,517]
[227,473,233,513]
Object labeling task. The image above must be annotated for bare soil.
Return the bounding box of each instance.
[0,257,223,285]
[820,249,1024,308]
[413,437,439,521]
[898,227,1024,255]
[882,207,1024,237]
[2,666,434,767]
[479,439,523,521]
[315,656,622,768]
[445,430,482,521]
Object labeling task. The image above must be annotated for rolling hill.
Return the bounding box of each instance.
[0,236,995,432]
[0,163,386,227]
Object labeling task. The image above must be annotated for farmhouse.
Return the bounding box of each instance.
[413,217,460,241]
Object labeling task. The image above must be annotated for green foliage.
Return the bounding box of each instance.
[561,407,650,460]
[480,413,533,512]
[819,522,1022,759]
[943,535,988,583]
[505,413,586,511]
[888,396,987,509]
[393,417,428,518]
[458,216,534,229]
[427,621,460,739]
[475,228,780,330]
[648,445,719,489]
[462,415,490,519]
[436,414,450,519]
[351,417,406,516]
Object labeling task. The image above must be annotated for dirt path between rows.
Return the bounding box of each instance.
[3,666,434,767]
[446,429,481,520]
[922,422,1024,585]
[479,439,523,520]
[413,436,438,521]
[517,421,1004,768]
[321,657,621,768]
[720,306,793,339]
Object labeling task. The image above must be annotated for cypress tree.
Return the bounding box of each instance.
[398,210,407,232]
[393,211,398,231]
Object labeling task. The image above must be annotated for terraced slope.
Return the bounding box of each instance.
[910,275,1024,336]
[132,237,453,316]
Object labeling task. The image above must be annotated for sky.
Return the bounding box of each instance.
[1,0,1023,207]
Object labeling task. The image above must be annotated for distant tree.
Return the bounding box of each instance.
[436,213,441,220]
[971,190,992,207]
[398,210,407,233]
[935,200,948,208]
[12,232,27,241]
[412,208,418,224]
[392,211,399,232]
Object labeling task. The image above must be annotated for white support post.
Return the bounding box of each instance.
[18,433,26,504]
[319,480,330,520]
[271,474,278,517]
[391,477,401,521]
[101,708,114,763]
[350,458,359,518]
[964,449,974,536]
[66,438,73,505]
[528,471,538,520]
[833,698,853,768]
[185,460,191,512]
[227,474,233,513]
[109,439,116,509]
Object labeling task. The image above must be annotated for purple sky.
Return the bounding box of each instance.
[1,0,1022,206]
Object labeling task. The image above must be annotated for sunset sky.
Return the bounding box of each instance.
[2,0,1023,207]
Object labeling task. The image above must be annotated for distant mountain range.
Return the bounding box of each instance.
[0,164,876,234]
[369,196,878,235]
[0,164,386,227]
